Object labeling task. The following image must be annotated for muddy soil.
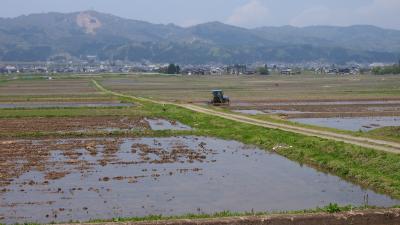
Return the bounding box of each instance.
[0,117,149,134]
[0,102,133,109]
[0,136,399,224]
[230,100,400,107]
[0,79,97,96]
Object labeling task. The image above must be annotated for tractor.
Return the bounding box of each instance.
[209,90,230,106]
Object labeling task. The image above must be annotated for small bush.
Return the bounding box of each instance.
[324,203,341,213]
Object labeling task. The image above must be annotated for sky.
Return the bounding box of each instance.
[1,0,400,29]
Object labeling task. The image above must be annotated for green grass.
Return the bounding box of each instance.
[232,110,400,144]
[1,204,376,225]
[0,79,7,87]
[87,205,356,224]
[367,127,400,142]
[215,105,360,135]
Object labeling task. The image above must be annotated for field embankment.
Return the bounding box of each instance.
[59,208,400,225]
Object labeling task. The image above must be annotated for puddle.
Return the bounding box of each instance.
[0,136,399,224]
[266,110,305,114]
[145,118,192,131]
[233,110,266,115]
[290,117,400,131]
[0,102,133,109]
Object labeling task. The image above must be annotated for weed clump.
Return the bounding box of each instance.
[324,203,342,213]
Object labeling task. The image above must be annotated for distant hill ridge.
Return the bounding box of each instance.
[0,11,399,63]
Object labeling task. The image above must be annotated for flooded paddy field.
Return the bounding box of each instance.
[1,136,399,224]
[230,100,400,132]
[1,74,400,224]
[231,101,400,117]
[0,117,192,134]
[0,117,149,134]
[290,116,400,132]
[231,100,400,107]
[233,109,266,115]
[100,74,400,102]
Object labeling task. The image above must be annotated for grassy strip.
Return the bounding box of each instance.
[86,204,360,224]
[237,110,400,144]
[0,204,382,225]
[202,105,400,146]
[205,105,354,135]
[367,127,400,143]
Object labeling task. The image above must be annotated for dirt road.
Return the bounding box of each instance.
[181,104,400,153]
[93,80,400,154]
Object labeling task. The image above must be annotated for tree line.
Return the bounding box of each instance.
[159,64,181,74]
[372,63,400,75]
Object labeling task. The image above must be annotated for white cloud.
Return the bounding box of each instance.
[226,0,270,28]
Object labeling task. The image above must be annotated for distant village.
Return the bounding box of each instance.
[0,55,395,76]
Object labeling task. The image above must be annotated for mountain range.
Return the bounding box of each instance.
[0,11,399,64]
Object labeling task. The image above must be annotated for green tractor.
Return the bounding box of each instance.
[209,90,230,106]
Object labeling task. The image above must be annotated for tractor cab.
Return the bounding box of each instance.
[210,90,230,105]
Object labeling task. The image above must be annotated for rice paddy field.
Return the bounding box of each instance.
[98,73,400,142]
[1,73,400,224]
[99,74,400,102]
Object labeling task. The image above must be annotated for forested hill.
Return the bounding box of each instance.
[0,11,399,63]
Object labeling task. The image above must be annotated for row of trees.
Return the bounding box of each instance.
[162,64,270,75]
[372,64,400,75]
[159,64,181,74]
[256,65,270,75]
